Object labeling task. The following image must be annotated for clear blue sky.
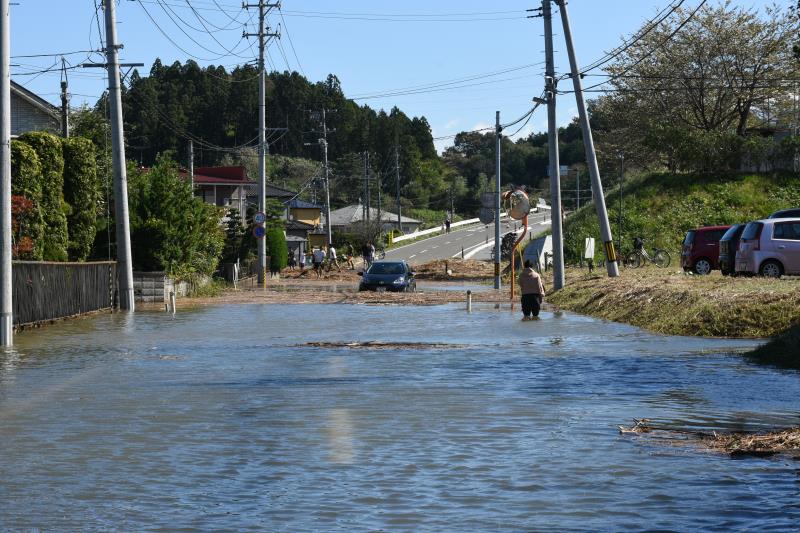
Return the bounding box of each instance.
[9,0,788,153]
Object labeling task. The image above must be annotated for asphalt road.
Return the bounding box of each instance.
[384,213,551,265]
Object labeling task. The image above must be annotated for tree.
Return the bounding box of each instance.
[10,140,44,259]
[265,227,288,270]
[127,156,225,276]
[597,2,797,170]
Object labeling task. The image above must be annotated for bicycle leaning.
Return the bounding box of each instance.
[623,237,671,268]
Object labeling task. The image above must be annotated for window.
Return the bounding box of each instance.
[741,222,763,241]
[774,222,800,240]
[683,231,695,246]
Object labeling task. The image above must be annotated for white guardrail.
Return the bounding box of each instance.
[391,212,511,244]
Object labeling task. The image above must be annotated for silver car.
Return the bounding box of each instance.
[735,218,800,278]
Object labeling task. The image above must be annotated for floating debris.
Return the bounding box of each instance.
[619,419,800,457]
[301,341,465,350]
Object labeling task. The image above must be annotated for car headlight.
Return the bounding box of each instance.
[392,277,405,284]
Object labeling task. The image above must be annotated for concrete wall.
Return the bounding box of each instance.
[132,272,189,303]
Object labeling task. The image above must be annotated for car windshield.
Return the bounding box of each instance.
[368,263,405,275]
[741,222,762,240]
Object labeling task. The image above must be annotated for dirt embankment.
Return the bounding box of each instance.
[546,268,800,339]
[181,259,511,308]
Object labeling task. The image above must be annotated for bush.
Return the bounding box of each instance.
[10,141,44,259]
[62,137,99,260]
[265,226,288,270]
[18,132,68,261]
[128,156,225,276]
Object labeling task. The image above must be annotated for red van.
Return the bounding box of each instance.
[681,225,731,275]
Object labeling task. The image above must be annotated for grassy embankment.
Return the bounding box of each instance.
[550,171,800,361]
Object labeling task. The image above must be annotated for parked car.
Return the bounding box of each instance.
[735,218,800,278]
[358,261,417,292]
[768,208,800,219]
[718,223,746,276]
[681,225,731,275]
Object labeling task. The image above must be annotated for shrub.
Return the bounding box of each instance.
[265,226,288,270]
[18,132,68,261]
[10,140,44,259]
[62,137,99,260]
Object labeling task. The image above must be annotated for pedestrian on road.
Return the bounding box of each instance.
[299,249,306,272]
[518,259,545,319]
[445,218,451,234]
[312,247,326,278]
[345,243,355,270]
[328,245,341,272]
[287,250,296,271]
[362,241,375,269]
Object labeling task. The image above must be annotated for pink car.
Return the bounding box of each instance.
[735,218,800,278]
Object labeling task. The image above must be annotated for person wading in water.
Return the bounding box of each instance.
[518,259,545,319]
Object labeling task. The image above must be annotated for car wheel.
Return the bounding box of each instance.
[759,260,783,279]
[693,258,712,275]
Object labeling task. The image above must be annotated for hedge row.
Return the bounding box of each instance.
[11,132,98,262]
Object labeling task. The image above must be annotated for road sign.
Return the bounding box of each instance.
[478,207,494,224]
[253,225,266,239]
[254,212,266,224]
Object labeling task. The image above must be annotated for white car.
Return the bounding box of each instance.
[735,218,800,278]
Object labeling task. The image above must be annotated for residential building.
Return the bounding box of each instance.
[324,203,422,234]
[11,80,60,137]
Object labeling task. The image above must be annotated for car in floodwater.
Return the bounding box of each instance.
[681,225,730,275]
[736,218,800,278]
[358,261,417,292]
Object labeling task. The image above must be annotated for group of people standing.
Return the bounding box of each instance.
[287,243,369,278]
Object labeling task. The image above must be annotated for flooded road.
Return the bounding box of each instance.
[1,303,798,531]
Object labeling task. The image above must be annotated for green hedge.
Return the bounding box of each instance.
[18,132,68,261]
[62,137,99,260]
[10,140,44,259]
[266,227,288,270]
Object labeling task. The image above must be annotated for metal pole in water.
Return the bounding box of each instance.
[170,291,176,315]
[466,290,472,312]
[494,111,502,290]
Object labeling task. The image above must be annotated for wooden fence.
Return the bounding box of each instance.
[13,261,116,327]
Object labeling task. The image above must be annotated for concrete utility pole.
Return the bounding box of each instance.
[557,0,619,277]
[395,145,402,234]
[1,0,13,345]
[543,0,565,290]
[103,0,135,311]
[188,139,194,190]
[494,111,502,290]
[60,58,69,138]
[576,170,581,211]
[618,153,624,254]
[321,109,332,248]
[365,151,370,221]
[245,1,279,285]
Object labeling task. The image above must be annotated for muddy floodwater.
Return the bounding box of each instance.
[1,303,798,531]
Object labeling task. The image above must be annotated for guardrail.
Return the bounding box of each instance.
[391,212,510,244]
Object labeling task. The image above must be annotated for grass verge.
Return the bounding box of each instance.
[546,267,800,338]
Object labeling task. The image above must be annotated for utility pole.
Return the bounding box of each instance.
[494,111,502,290]
[543,0,565,290]
[576,169,581,211]
[557,0,619,277]
[103,0,135,311]
[618,153,624,254]
[376,171,382,234]
[365,152,371,222]
[60,58,69,138]
[395,145,402,234]
[245,1,280,285]
[188,139,194,190]
[449,186,454,221]
[0,0,12,345]
[321,109,332,248]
